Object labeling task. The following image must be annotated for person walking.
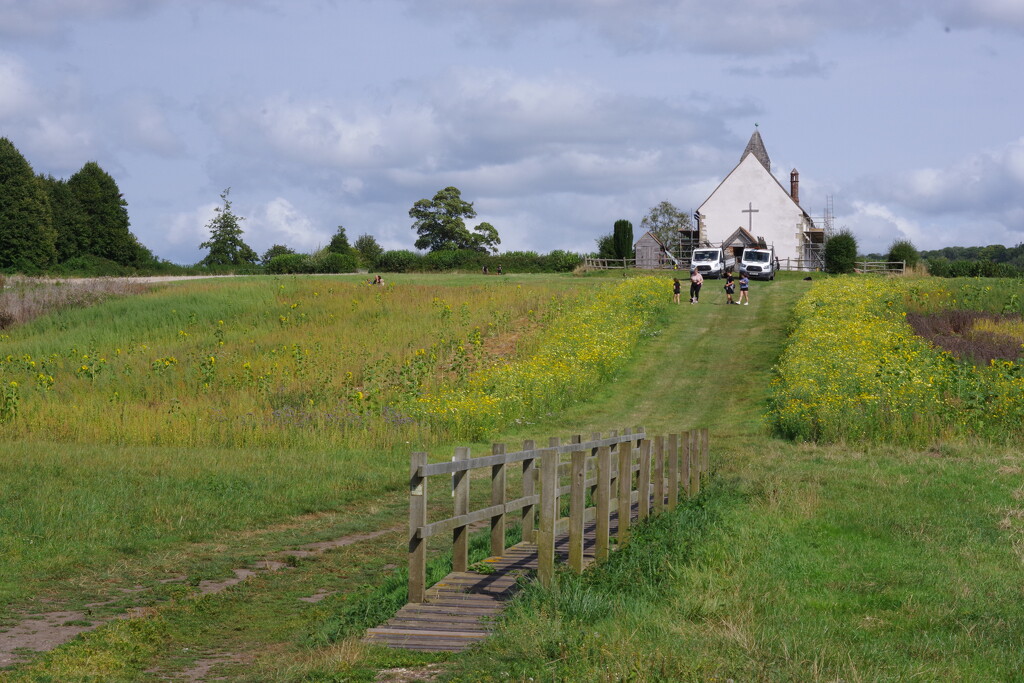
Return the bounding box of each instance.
[673,277,682,304]
[689,268,703,304]
[738,270,750,305]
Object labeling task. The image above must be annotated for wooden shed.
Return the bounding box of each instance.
[633,231,676,270]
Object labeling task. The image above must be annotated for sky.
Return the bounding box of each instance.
[2,0,1023,264]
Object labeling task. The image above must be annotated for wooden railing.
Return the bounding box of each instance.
[582,258,636,270]
[855,260,906,275]
[408,427,710,602]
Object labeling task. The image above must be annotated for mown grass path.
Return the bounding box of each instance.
[448,275,1024,682]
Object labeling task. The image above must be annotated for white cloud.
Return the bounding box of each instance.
[247,197,330,253]
[880,137,1024,215]
[166,202,218,247]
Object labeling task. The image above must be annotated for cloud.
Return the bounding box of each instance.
[938,0,1024,31]
[113,91,187,158]
[202,69,735,202]
[247,197,331,253]
[0,0,166,40]
[395,0,1024,55]
[165,202,218,248]
[727,53,836,79]
[874,137,1024,217]
[395,0,929,54]
[0,54,38,117]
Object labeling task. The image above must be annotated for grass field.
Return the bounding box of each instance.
[3,271,1024,681]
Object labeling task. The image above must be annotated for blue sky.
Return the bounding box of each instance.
[2,0,1023,264]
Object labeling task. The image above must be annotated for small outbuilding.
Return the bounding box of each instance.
[633,231,677,270]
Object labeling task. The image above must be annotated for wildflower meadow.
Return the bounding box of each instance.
[0,274,668,450]
[769,276,1024,445]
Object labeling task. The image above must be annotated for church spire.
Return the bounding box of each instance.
[741,128,771,171]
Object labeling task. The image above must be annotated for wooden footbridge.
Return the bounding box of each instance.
[364,427,710,652]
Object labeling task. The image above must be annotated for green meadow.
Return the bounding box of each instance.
[3,271,1024,681]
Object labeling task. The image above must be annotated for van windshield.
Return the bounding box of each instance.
[692,250,717,261]
[744,251,770,262]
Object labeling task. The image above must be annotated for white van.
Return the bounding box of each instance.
[740,248,775,281]
[690,248,735,279]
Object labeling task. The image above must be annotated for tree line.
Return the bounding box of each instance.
[0,137,153,273]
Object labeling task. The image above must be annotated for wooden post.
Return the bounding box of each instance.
[681,431,691,499]
[491,443,506,557]
[688,431,700,496]
[608,429,619,494]
[569,448,586,573]
[617,438,632,544]
[667,433,679,510]
[452,446,470,573]
[409,451,427,603]
[702,427,710,477]
[537,448,558,588]
[638,439,651,520]
[521,439,536,544]
[589,431,602,501]
[596,445,611,562]
[653,435,665,515]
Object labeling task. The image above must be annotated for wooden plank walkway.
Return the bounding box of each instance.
[365,510,628,652]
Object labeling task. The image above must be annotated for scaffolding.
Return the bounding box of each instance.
[800,195,833,271]
[673,212,708,267]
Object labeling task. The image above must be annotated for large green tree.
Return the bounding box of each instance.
[640,201,692,250]
[409,186,500,253]
[198,188,258,266]
[612,219,633,260]
[0,138,56,271]
[39,174,89,262]
[354,233,384,266]
[327,225,351,254]
[67,161,144,266]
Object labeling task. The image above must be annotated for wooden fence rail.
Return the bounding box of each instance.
[855,260,906,275]
[408,427,710,602]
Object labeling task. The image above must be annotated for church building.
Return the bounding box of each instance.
[695,129,824,269]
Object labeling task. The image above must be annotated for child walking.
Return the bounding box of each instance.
[672,277,681,304]
[738,271,750,305]
[723,270,737,305]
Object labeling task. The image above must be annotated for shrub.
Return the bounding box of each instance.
[423,249,483,272]
[824,229,858,274]
[55,254,131,277]
[376,250,423,273]
[544,250,583,272]
[927,258,1020,278]
[886,239,919,269]
[266,253,311,274]
[312,251,358,274]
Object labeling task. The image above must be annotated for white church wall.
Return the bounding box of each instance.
[699,156,805,262]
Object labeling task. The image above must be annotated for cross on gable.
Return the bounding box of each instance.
[741,202,759,231]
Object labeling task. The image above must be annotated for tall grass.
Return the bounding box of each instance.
[0,276,568,450]
[0,276,149,329]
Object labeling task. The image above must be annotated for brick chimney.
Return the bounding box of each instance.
[790,169,800,204]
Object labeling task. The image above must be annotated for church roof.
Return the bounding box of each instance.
[740,129,771,171]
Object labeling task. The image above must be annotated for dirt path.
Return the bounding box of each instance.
[0,526,399,668]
